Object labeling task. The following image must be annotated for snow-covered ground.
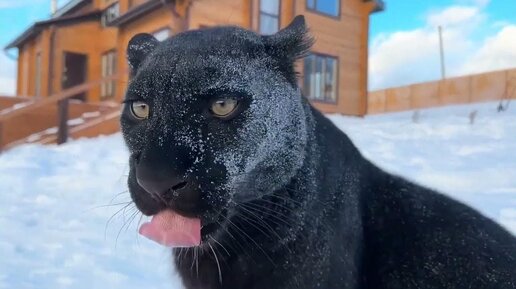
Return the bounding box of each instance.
[0,102,515,289]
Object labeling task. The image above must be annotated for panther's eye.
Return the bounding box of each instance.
[129,101,150,120]
[210,98,239,118]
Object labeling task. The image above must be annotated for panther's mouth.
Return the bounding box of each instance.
[139,209,201,247]
[138,208,227,247]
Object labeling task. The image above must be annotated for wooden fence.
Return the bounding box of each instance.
[367,68,516,114]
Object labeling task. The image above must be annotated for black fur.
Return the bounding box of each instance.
[120,15,516,289]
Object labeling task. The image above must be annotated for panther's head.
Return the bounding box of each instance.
[121,16,313,244]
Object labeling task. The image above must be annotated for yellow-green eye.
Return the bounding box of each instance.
[210,98,238,118]
[129,101,150,120]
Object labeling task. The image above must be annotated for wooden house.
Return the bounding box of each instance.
[1,0,383,150]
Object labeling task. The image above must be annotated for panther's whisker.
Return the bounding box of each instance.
[218,217,256,262]
[88,201,132,211]
[221,214,275,266]
[236,204,281,239]
[235,204,294,253]
[105,201,134,240]
[209,243,223,284]
[135,212,144,245]
[233,208,275,241]
[215,220,249,259]
[116,207,139,248]
[195,247,199,278]
[242,202,298,226]
[209,235,229,256]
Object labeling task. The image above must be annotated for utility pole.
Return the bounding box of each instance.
[51,0,57,15]
[438,26,446,80]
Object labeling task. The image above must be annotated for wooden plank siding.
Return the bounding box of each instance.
[9,0,381,116]
[296,0,375,115]
[51,21,118,102]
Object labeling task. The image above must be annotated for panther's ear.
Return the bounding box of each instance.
[262,15,314,85]
[127,33,159,76]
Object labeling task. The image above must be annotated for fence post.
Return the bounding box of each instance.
[57,98,69,144]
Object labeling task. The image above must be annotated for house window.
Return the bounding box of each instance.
[153,27,171,42]
[259,0,280,35]
[101,50,116,99]
[306,0,340,17]
[35,52,42,97]
[303,53,338,102]
[101,2,120,26]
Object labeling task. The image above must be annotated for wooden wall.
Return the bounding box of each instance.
[295,1,375,116]
[17,30,52,99]
[367,68,516,114]
[14,0,377,116]
[52,21,118,102]
[189,0,248,29]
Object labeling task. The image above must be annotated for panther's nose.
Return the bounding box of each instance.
[133,151,200,215]
[136,172,188,198]
[135,158,187,198]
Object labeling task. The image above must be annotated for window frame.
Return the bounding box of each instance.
[100,50,117,100]
[258,0,281,35]
[303,52,339,104]
[306,0,341,18]
[101,2,120,27]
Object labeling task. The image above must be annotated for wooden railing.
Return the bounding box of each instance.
[0,74,120,152]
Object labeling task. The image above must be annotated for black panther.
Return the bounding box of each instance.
[120,15,516,289]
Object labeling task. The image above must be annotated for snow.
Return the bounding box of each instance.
[67,118,86,126]
[82,111,102,118]
[45,127,59,135]
[25,134,41,143]
[0,101,33,115]
[0,101,515,289]
[327,102,516,233]
[0,137,179,289]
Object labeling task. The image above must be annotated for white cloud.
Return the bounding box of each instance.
[427,6,482,28]
[460,25,516,74]
[369,3,516,90]
[369,5,481,90]
[0,78,16,96]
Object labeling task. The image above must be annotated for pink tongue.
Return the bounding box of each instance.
[139,210,201,247]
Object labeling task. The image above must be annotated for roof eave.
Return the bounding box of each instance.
[4,11,101,50]
[370,0,385,13]
[5,25,40,50]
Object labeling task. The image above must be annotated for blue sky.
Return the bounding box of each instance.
[369,0,516,89]
[371,0,515,37]
[0,0,515,94]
